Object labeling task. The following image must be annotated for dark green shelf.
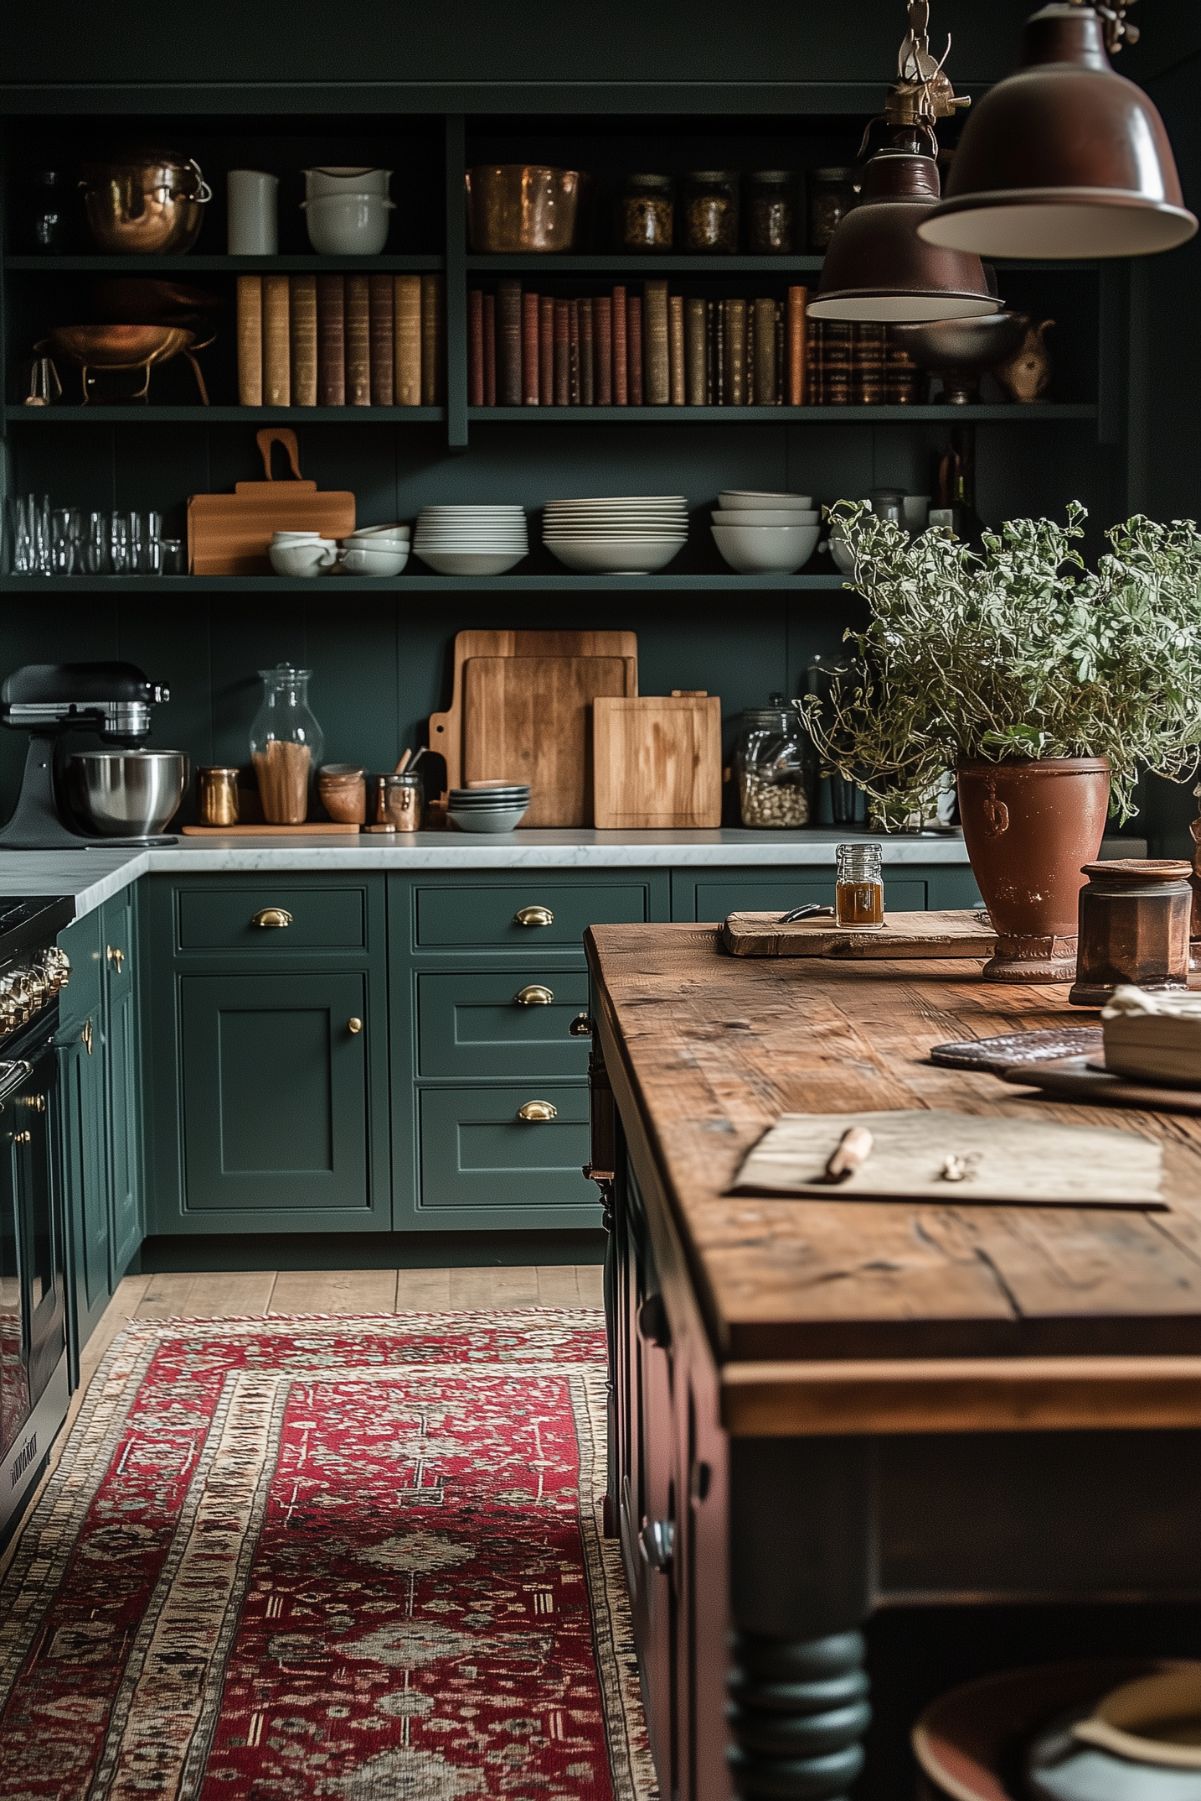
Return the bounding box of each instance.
[468,404,1099,424]
[4,253,444,273]
[1,572,849,593]
[4,405,446,424]
[464,254,824,276]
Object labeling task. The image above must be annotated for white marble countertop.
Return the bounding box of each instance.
[0,828,1148,925]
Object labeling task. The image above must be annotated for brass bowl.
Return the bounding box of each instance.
[80,152,212,254]
[465,164,585,253]
[43,324,209,404]
[889,312,1028,404]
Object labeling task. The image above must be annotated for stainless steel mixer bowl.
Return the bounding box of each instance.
[65,750,189,837]
[79,153,212,254]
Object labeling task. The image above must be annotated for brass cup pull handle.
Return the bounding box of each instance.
[517,1100,558,1123]
[346,1017,363,1035]
[82,1019,94,1055]
[515,984,554,1007]
[106,945,125,972]
[251,907,293,929]
[514,905,554,928]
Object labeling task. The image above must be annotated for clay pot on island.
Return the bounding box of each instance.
[957,756,1111,982]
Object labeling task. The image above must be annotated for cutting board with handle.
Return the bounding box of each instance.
[723,908,997,958]
[593,691,722,829]
[462,655,635,826]
[429,629,639,798]
[187,428,355,574]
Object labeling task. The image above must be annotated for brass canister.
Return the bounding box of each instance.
[196,766,240,827]
[375,772,424,833]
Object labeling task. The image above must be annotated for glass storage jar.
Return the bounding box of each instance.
[618,173,675,250]
[682,171,739,252]
[808,165,856,249]
[250,663,324,825]
[746,170,796,253]
[835,841,885,927]
[736,695,812,828]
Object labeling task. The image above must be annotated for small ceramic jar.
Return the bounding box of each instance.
[1070,859,1193,1007]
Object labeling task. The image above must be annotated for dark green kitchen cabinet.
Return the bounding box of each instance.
[102,886,143,1278]
[416,970,591,1079]
[56,912,111,1373]
[417,1085,595,1228]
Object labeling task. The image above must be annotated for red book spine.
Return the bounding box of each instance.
[612,285,628,405]
[568,300,581,405]
[483,292,497,406]
[594,295,613,405]
[553,299,570,406]
[580,298,595,406]
[522,290,540,406]
[626,293,643,406]
[468,289,484,407]
[368,274,394,406]
[539,296,554,406]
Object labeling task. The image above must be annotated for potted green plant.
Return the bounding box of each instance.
[801,503,1201,980]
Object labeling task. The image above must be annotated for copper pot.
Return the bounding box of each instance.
[80,152,212,254]
[957,756,1111,982]
[465,165,584,252]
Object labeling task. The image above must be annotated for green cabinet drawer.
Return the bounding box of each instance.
[677,875,928,920]
[175,884,369,953]
[414,880,658,950]
[418,1085,598,1225]
[417,971,590,1078]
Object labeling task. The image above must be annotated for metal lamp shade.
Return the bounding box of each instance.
[808,150,1000,322]
[918,4,1198,259]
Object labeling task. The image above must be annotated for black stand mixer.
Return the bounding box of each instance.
[0,662,185,849]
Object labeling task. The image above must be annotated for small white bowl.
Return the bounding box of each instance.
[719,491,815,510]
[347,523,410,541]
[338,543,409,576]
[545,537,683,574]
[710,510,819,527]
[414,549,528,576]
[269,539,339,576]
[711,522,819,574]
[304,166,392,198]
[302,192,395,255]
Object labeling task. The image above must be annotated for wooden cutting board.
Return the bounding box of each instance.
[593,692,722,830]
[723,908,997,958]
[187,428,355,574]
[462,655,635,826]
[429,629,638,797]
[1002,1055,1201,1114]
[180,823,360,836]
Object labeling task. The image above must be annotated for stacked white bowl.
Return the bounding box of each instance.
[447,782,531,833]
[302,166,394,255]
[268,530,339,577]
[711,490,820,574]
[543,496,688,575]
[338,523,410,576]
[413,505,528,576]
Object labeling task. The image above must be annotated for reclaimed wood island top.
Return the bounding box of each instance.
[585,923,1201,1436]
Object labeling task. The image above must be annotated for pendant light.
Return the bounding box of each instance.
[809,0,999,323]
[918,2,1198,259]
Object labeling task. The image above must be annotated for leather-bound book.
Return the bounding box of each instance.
[824,320,852,404]
[316,273,345,407]
[807,317,824,404]
[393,275,422,406]
[580,299,595,406]
[854,322,885,405]
[668,294,685,405]
[290,274,318,407]
[594,294,613,405]
[483,291,497,405]
[539,295,554,405]
[684,296,706,406]
[346,274,371,407]
[626,291,643,405]
[568,300,581,405]
[746,302,756,405]
[554,299,570,406]
[522,290,540,405]
[497,279,522,406]
[421,274,443,405]
[612,286,628,404]
[754,296,778,405]
[263,274,291,407]
[725,299,748,405]
[369,274,394,406]
[786,284,808,406]
[236,274,263,407]
[643,278,670,405]
[884,329,919,405]
[468,288,484,406]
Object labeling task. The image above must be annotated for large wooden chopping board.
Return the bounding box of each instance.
[429,629,638,798]
[593,693,722,829]
[187,428,355,574]
[723,908,997,958]
[462,655,634,826]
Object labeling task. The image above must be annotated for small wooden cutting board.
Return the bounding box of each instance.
[593,692,722,829]
[187,427,355,574]
[723,907,996,958]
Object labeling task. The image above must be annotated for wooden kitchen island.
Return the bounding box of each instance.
[584,924,1201,1801]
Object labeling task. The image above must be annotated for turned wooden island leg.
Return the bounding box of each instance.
[726,1439,873,1800]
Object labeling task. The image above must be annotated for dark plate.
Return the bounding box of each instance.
[930,1028,1103,1074]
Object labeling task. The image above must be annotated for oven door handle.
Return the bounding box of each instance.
[0,1060,32,1106]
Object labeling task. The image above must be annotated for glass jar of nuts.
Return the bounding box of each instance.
[736,694,812,829]
[618,172,675,250]
[682,170,739,252]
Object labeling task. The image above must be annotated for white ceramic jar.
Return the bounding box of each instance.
[227,170,279,254]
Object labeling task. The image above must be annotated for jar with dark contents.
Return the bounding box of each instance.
[618,173,674,251]
[808,166,856,250]
[682,171,739,252]
[746,171,796,253]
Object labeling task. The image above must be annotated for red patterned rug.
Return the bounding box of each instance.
[0,1311,657,1801]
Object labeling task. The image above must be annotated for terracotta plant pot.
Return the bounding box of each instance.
[957,756,1111,982]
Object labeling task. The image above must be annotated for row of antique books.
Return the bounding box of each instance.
[467,281,920,407]
[235,273,444,407]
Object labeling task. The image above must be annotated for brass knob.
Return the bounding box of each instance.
[514,905,554,928]
[106,945,125,973]
[517,1100,558,1123]
[11,1130,31,1146]
[514,984,554,1007]
[82,1018,94,1055]
[251,907,293,929]
[20,1094,46,1115]
[347,1017,363,1035]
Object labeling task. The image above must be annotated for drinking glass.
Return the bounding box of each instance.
[50,508,75,574]
[109,513,130,575]
[128,509,145,573]
[85,511,108,575]
[139,510,163,574]
[31,495,51,575]
[9,496,33,574]
[159,538,185,575]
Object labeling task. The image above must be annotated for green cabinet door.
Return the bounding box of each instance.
[416,971,591,1079]
[56,916,110,1378]
[178,971,387,1229]
[418,1085,598,1230]
[102,889,142,1280]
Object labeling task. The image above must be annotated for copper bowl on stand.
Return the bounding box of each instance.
[42,324,212,404]
[890,311,1029,404]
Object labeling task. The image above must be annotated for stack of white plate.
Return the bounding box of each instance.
[711,490,820,574]
[413,506,529,576]
[543,496,688,575]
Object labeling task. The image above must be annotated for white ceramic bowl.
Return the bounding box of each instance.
[304,166,392,197]
[719,491,815,510]
[338,543,409,576]
[347,523,410,540]
[302,192,395,255]
[545,538,684,574]
[711,522,820,574]
[448,805,529,833]
[710,509,819,527]
[826,537,859,574]
[269,539,339,576]
[414,549,528,575]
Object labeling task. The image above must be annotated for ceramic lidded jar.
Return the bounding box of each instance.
[1069,859,1193,1007]
[250,664,324,825]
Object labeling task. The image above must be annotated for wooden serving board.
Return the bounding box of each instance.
[462,655,633,827]
[187,428,355,575]
[180,823,361,836]
[1003,1054,1201,1114]
[723,907,996,958]
[429,629,638,799]
[593,692,722,830]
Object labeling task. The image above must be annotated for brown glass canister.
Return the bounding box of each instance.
[746,171,796,253]
[1069,858,1193,1007]
[808,165,856,250]
[618,173,674,250]
[196,766,240,827]
[682,171,739,251]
